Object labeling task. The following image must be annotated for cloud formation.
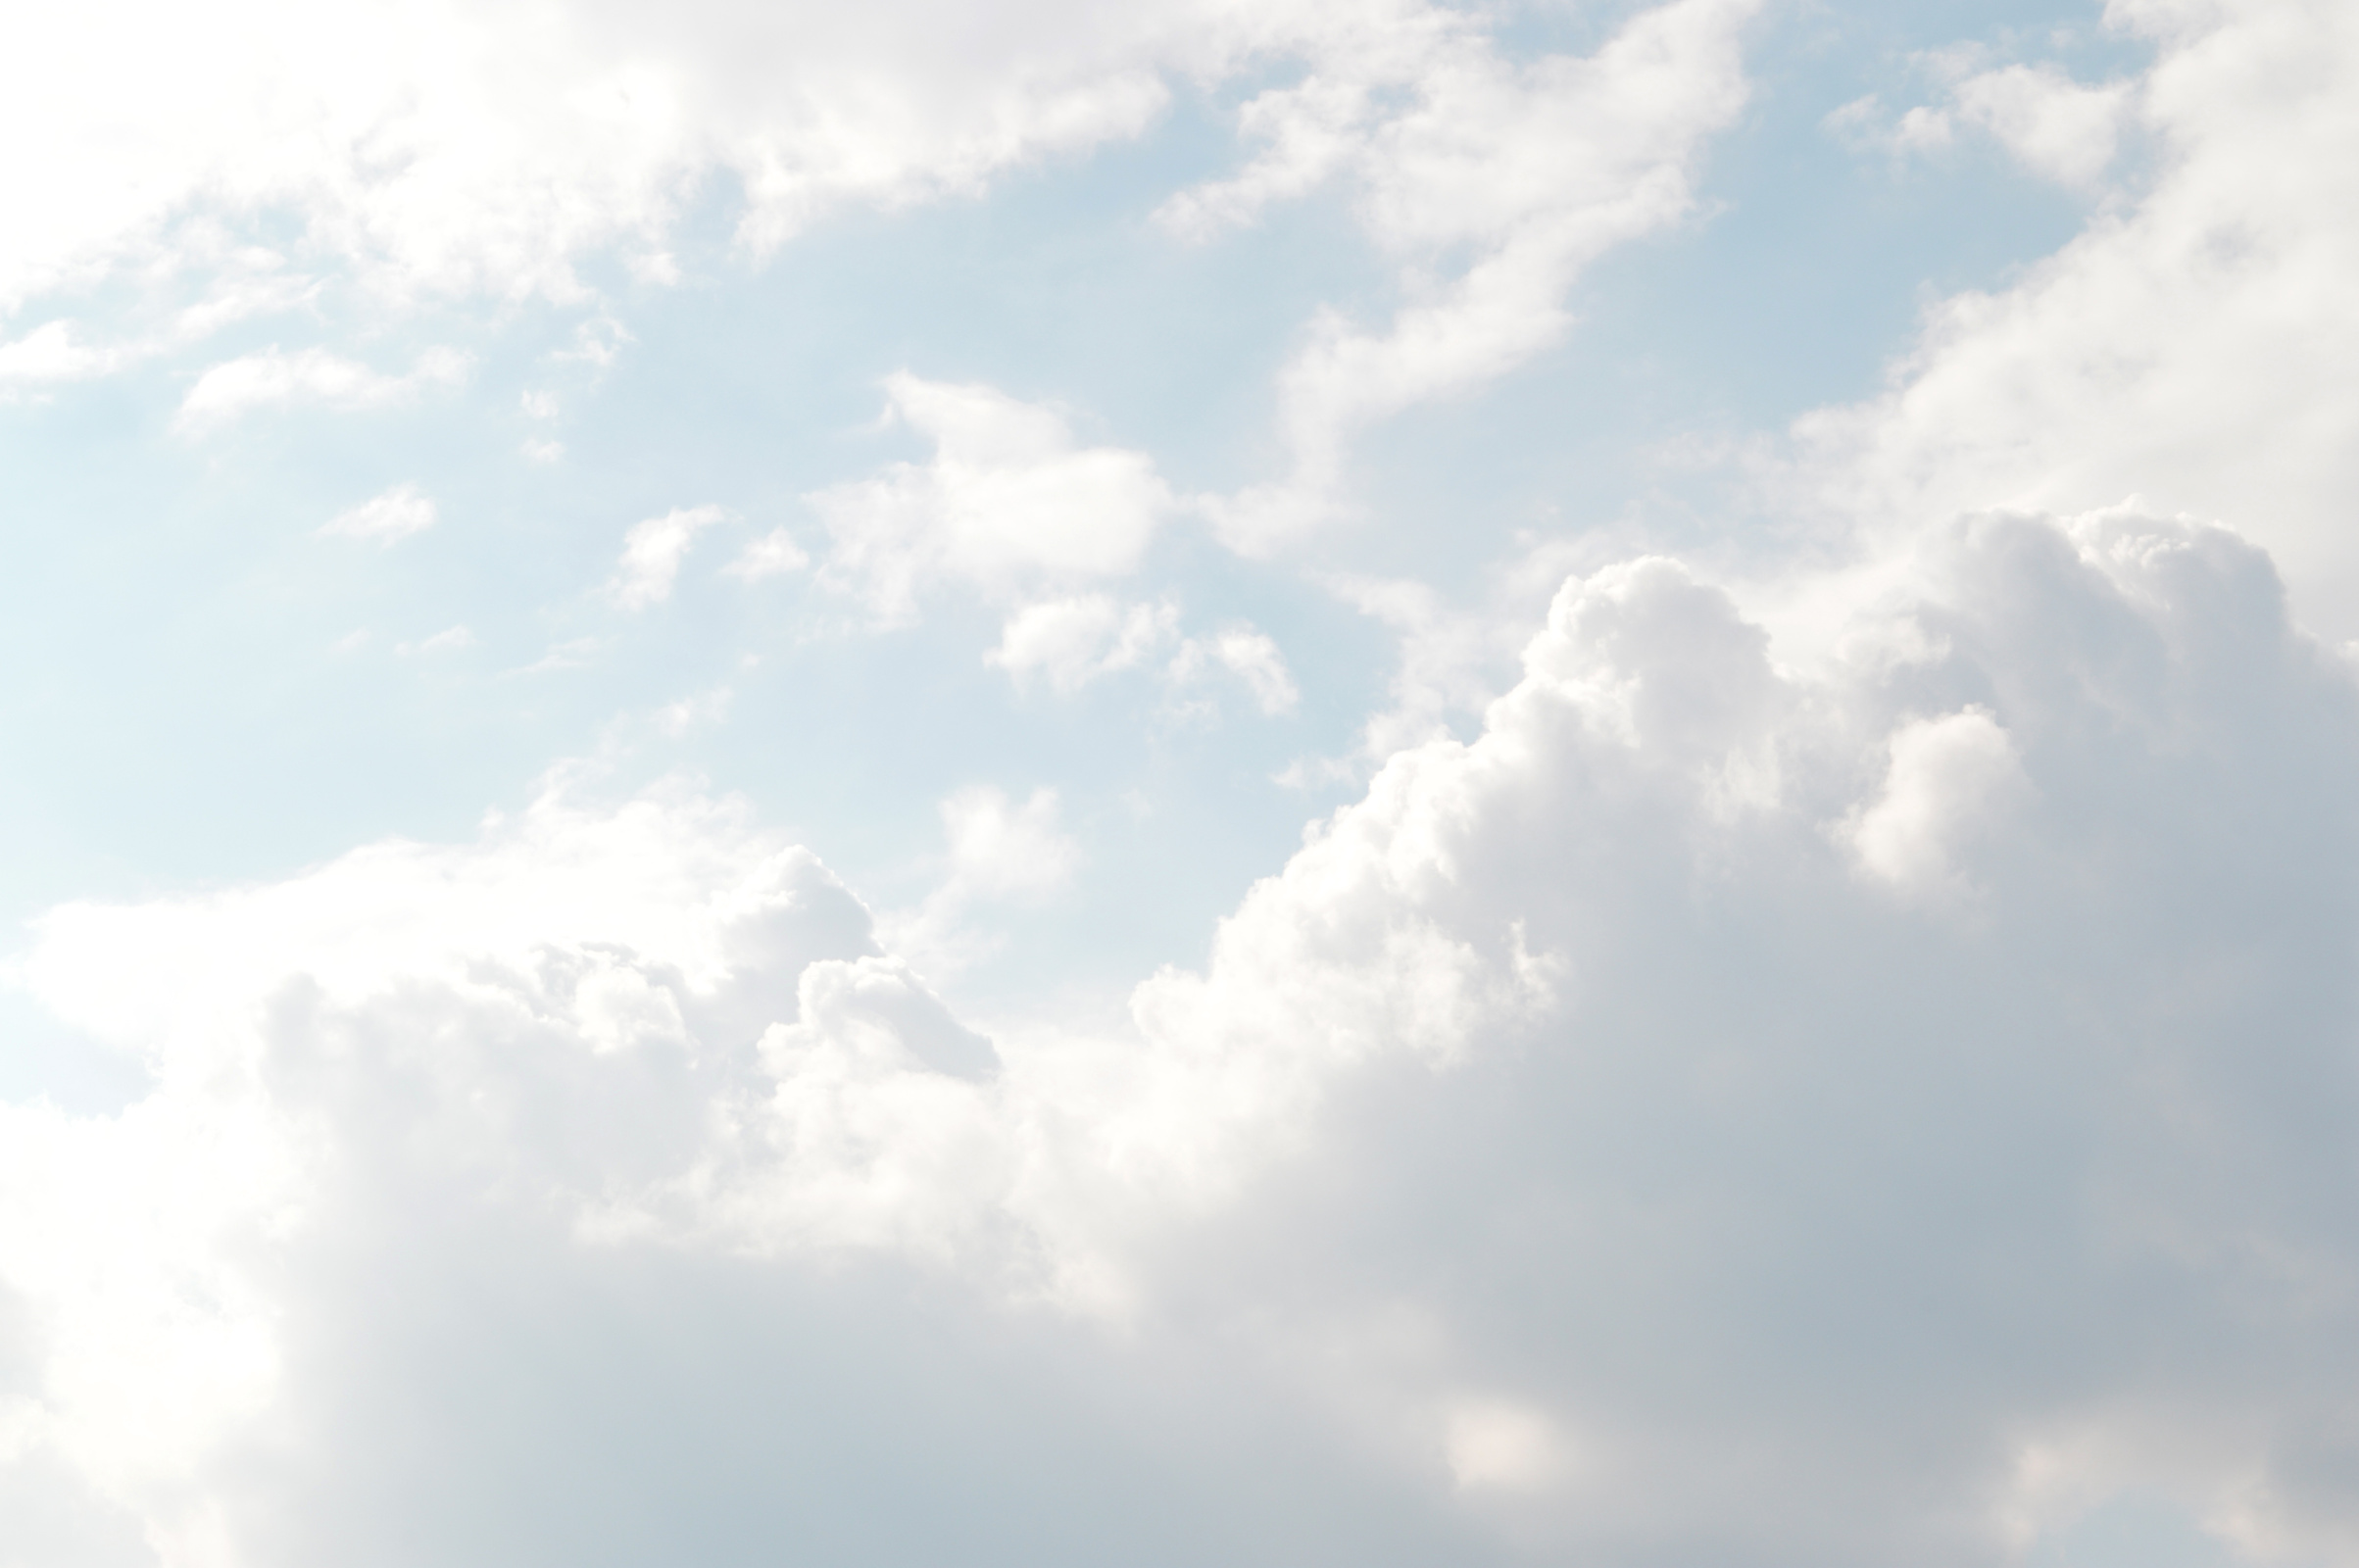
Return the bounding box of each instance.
[10,505,2359,1564]
[319,484,437,544]
[1794,0,2359,640]
[815,374,1178,624]
[1187,0,1759,549]
[173,346,470,435]
[607,505,728,611]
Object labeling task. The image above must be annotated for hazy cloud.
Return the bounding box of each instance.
[319,484,437,544]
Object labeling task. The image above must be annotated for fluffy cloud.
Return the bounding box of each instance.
[1184,0,1759,548]
[989,595,1179,695]
[0,0,1184,314]
[1830,60,2134,190]
[172,346,470,435]
[1794,0,2359,640]
[1845,706,2029,898]
[319,484,437,545]
[0,320,128,390]
[988,597,1297,713]
[814,374,1178,623]
[722,528,810,583]
[607,504,727,611]
[875,784,1083,979]
[9,505,2358,1564]
[1,0,1738,344]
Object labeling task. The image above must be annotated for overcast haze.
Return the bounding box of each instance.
[5,1,2359,1564]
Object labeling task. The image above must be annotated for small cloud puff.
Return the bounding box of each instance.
[319,483,436,544]
[607,505,727,611]
[0,319,125,388]
[1206,627,1299,716]
[1829,64,2131,188]
[989,595,1299,716]
[395,625,473,656]
[813,374,1176,624]
[989,595,1176,695]
[173,345,471,435]
[724,528,810,583]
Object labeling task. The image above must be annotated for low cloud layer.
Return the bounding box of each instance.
[8,2,2358,1564]
[9,507,2356,1565]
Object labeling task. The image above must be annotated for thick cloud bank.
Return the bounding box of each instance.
[7,507,2356,1565]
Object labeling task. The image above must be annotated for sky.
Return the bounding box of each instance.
[3,0,2358,1563]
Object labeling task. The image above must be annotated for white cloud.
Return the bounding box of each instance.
[394,625,474,656]
[723,527,811,582]
[1169,623,1302,717]
[654,685,733,737]
[7,0,1639,330]
[989,595,1177,694]
[0,320,126,389]
[1208,629,1299,715]
[1184,0,1759,550]
[877,784,1083,977]
[989,598,1296,715]
[607,504,727,611]
[1846,707,2030,898]
[0,0,1188,315]
[1951,64,2134,187]
[1789,1,2359,640]
[0,271,319,404]
[938,784,1079,906]
[1832,63,2133,188]
[814,374,1178,623]
[319,483,437,544]
[172,345,470,435]
[507,635,600,676]
[13,508,2359,1563]
[1446,1397,1582,1494]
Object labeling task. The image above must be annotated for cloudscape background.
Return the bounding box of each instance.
[5,0,2359,1563]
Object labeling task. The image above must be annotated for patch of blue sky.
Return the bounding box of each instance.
[0,0,2162,1024]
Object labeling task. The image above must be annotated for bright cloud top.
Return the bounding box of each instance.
[8,1,2359,1566]
[12,507,2359,1564]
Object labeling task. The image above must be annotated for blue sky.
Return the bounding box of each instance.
[5,2,2358,1564]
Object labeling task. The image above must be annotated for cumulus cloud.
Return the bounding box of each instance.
[9,507,2359,1564]
[0,320,127,389]
[319,483,437,544]
[1845,706,2030,899]
[1791,1,2359,640]
[173,345,470,435]
[607,504,727,611]
[814,374,1178,624]
[989,595,1179,695]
